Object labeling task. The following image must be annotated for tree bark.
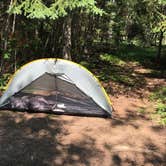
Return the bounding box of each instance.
[62,16,72,60]
[156,31,164,63]
[0,0,12,74]
[71,10,81,61]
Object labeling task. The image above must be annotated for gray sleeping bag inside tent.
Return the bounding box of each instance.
[0,59,112,117]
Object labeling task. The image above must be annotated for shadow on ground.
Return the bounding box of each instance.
[79,45,166,98]
[82,49,166,97]
[107,110,166,166]
[0,109,166,166]
[0,111,103,166]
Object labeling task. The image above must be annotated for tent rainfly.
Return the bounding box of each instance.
[0,59,112,117]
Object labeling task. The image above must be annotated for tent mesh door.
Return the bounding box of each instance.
[3,73,109,116]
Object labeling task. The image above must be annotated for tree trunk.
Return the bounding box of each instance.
[71,10,81,61]
[156,31,164,63]
[84,15,95,55]
[0,2,11,74]
[62,16,72,60]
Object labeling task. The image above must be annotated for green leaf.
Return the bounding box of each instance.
[3,53,10,59]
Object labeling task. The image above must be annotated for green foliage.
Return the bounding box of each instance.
[100,54,126,66]
[96,52,146,86]
[137,107,146,114]
[117,45,157,64]
[154,15,166,32]
[0,73,12,91]
[144,0,166,33]
[8,0,103,19]
[150,87,166,103]
[110,74,135,86]
[150,87,166,125]
[2,38,17,61]
[156,103,166,125]
[3,52,11,59]
[156,103,166,113]
[8,0,51,18]
[79,61,92,68]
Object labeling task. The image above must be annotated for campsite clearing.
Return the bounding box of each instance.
[0,96,165,165]
[0,62,166,165]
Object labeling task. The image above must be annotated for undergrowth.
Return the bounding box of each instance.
[150,87,166,125]
[0,73,11,91]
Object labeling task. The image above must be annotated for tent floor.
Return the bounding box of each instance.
[1,92,110,117]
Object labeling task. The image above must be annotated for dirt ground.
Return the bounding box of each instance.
[0,66,166,166]
[0,96,165,166]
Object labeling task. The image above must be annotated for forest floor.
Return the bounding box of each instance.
[0,47,166,166]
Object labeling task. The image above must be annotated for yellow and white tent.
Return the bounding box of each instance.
[0,59,112,117]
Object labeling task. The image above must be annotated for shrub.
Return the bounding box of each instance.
[0,73,12,91]
[150,87,166,125]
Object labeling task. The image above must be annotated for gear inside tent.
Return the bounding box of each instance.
[0,59,112,117]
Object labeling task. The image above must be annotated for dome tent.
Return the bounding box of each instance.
[0,59,112,117]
